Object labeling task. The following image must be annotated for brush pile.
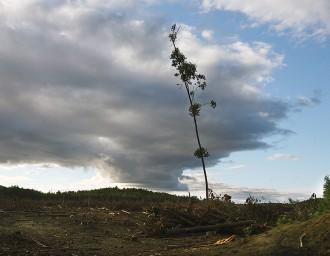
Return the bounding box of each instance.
[143,203,254,236]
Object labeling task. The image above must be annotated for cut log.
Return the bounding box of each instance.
[164,220,255,236]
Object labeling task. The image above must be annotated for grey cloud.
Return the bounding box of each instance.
[291,90,322,114]
[0,1,290,190]
[179,175,198,182]
[296,90,322,107]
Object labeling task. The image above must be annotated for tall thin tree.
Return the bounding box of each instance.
[169,24,216,200]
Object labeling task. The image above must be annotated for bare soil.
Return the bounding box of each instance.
[0,205,329,256]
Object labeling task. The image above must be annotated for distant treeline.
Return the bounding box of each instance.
[0,185,195,203]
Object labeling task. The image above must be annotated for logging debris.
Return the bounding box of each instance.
[215,235,236,245]
[143,206,255,236]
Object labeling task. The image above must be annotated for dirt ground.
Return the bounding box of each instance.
[0,206,329,256]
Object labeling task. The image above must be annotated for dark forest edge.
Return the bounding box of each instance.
[0,185,193,203]
[0,175,329,226]
[1,174,329,204]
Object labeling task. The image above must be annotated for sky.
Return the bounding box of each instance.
[0,0,329,202]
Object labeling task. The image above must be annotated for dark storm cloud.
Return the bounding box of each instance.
[0,1,290,189]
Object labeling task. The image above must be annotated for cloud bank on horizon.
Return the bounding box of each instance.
[0,0,323,192]
[179,172,308,202]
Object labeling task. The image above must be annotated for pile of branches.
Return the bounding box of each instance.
[143,204,254,236]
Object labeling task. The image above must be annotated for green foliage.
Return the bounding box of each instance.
[323,175,330,201]
[189,103,201,117]
[169,24,214,109]
[210,100,216,108]
[243,224,266,236]
[288,198,300,204]
[0,185,192,203]
[194,147,209,158]
[245,194,260,204]
[0,185,43,199]
[276,214,293,225]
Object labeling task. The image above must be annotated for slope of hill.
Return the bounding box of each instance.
[0,185,329,255]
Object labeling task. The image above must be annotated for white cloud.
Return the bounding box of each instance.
[73,172,137,191]
[176,25,284,87]
[201,0,330,40]
[201,29,214,40]
[225,164,245,170]
[0,174,31,186]
[258,111,270,118]
[267,153,300,161]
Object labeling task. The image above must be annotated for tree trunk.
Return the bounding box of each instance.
[184,83,209,200]
[164,220,255,236]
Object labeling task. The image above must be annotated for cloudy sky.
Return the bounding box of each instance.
[0,0,329,202]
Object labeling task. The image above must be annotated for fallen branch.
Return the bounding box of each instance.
[215,235,236,245]
[164,220,255,236]
[32,238,48,248]
[299,232,306,248]
[121,210,131,215]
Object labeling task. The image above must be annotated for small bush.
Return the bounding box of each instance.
[276,214,293,225]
